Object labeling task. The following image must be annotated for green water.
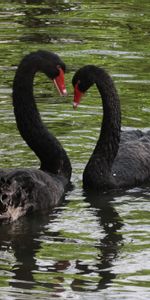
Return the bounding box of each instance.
[0,1,150,299]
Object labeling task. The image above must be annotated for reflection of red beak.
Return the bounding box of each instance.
[53,68,67,96]
[73,83,84,109]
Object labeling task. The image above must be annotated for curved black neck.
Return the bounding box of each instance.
[13,54,71,180]
[85,67,121,173]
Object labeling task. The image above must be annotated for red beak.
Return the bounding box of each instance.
[73,83,84,109]
[53,68,67,96]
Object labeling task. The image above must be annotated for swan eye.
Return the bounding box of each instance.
[76,80,81,90]
[57,65,61,70]
[77,80,80,86]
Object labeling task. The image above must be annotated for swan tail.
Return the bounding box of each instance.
[0,176,34,224]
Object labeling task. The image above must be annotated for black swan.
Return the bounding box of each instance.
[0,50,72,223]
[72,65,150,191]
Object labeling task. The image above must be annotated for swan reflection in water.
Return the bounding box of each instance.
[0,190,126,294]
[71,191,124,291]
[0,185,149,294]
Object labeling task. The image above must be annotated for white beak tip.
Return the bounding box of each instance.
[62,88,67,96]
[73,102,78,109]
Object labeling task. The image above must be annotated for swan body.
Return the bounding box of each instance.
[0,50,72,223]
[0,169,66,222]
[72,65,150,191]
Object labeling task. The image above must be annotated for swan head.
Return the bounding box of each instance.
[72,65,96,108]
[31,50,67,96]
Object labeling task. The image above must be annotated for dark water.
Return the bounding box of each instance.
[0,1,150,299]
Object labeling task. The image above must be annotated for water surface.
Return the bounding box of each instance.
[0,1,150,299]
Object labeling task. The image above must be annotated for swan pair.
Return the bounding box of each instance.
[0,50,150,223]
